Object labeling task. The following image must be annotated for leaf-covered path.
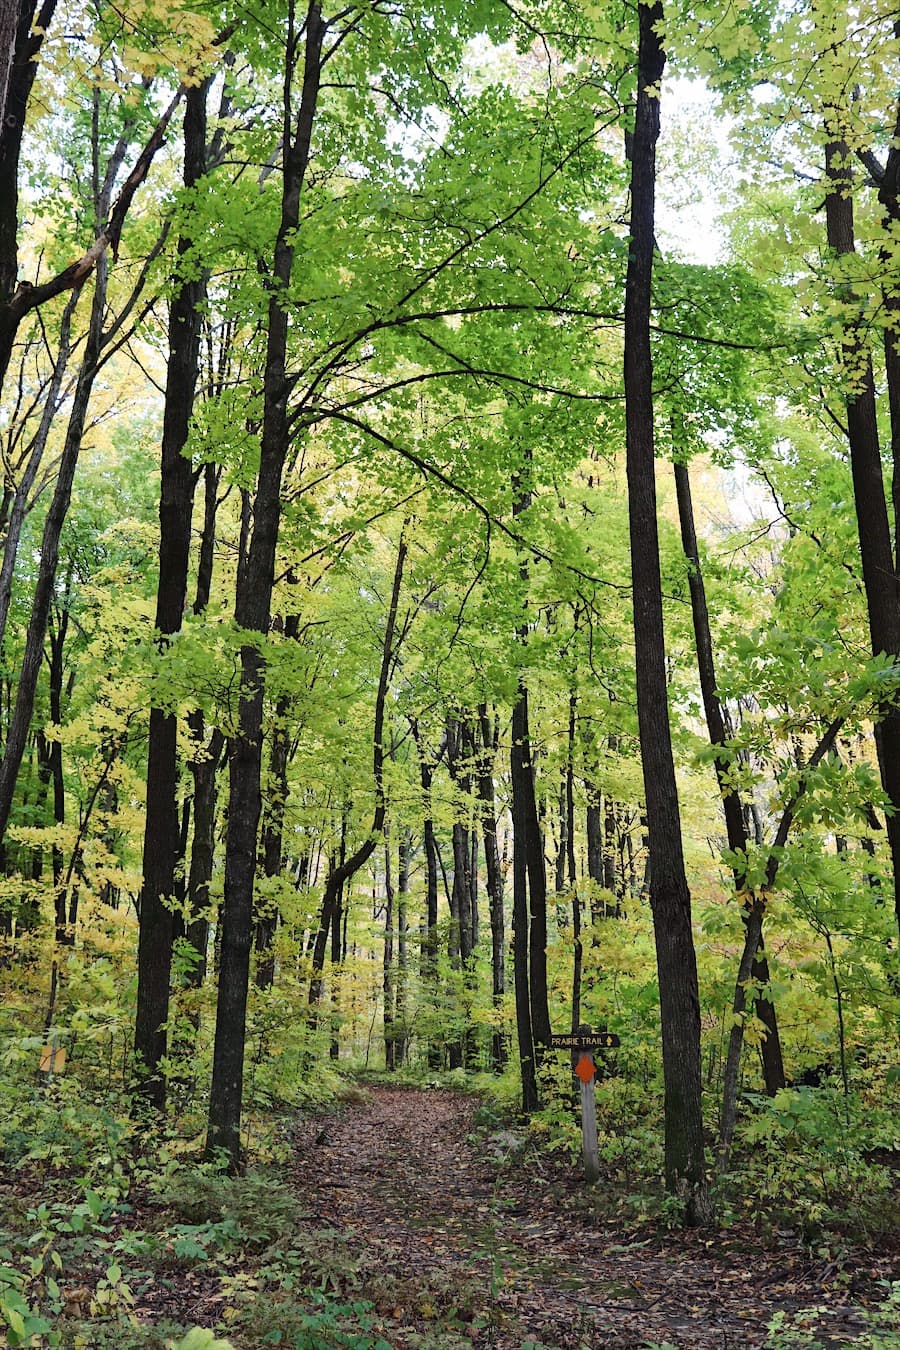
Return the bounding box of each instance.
[288,1085,897,1349]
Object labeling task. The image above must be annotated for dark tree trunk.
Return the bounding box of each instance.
[383,832,395,1070]
[0,266,102,853]
[306,532,407,1012]
[256,610,298,989]
[0,0,19,137]
[476,704,506,1071]
[0,0,58,368]
[395,826,409,1065]
[513,685,551,1052]
[624,0,709,1224]
[555,777,568,894]
[183,464,225,987]
[586,795,602,884]
[207,4,325,1168]
[673,458,785,1101]
[46,598,67,900]
[412,722,440,978]
[825,134,900,943]
[134,81,209,1107]
[412,720,441,1068]
[603,762,620,904]
[511,692,539,1112]
[566,693,582,1032]
[873,80,900,573]
[185,723,224,987]
[447,718,475,962]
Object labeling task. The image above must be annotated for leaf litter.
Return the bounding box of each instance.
[285,1085,899,1349]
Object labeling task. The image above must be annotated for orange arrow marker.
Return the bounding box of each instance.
[574,1052,595,1083]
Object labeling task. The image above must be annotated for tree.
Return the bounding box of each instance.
[134,79,211,1108]
[623,0,710,1223]
[206,0,326,1166]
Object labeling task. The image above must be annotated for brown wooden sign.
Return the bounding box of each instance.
[549,1032,620,1050]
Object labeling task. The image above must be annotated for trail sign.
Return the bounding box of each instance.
[549,1024,620,1185]
[549,1031,620,1050]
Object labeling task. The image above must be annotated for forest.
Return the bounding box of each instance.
[0,0,899,1345]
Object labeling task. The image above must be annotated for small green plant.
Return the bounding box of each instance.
[166,1330,236,1350]
[287,1293,392,1349]
[0,1262,57,1348]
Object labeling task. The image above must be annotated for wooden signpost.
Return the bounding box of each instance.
[39,1034,65,1076]
[550,1024,620,1185]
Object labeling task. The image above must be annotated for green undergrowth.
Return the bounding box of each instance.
[1,1050,898,1346]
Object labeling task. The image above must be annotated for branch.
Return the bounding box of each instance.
[10,86,184,324]
[764,715,846,889]
[325,408,628,591]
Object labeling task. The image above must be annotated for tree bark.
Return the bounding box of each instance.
[395,825,409,1065]
[134,81,209,1107]
[383,830,395,1069]
[476,704,506,1071]
[256,612,300,990]
[624,0,710,1224]
[306,532,407,1011]
[511,687,538,1112]
[673,457,786,1101]
[824,133,900,944]
[206,2,325,1167]
[0,267,101,852]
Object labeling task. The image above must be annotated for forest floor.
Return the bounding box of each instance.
[5,1084,898,1349]
[275,1084,899,1350]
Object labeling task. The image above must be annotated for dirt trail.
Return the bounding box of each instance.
[288,1085,896,1349]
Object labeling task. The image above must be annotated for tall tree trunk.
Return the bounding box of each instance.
[185,723,224,987]
[256,608,298,990]
[0,267,101,852]
[586,792,602,886]
[624,0,710,1224]
[476,704,506,1071]
[206,3,325,1167]
[395,826,409,1065]
[510,467,551,1059]
[0,0,19,137]
[509,452,551,1101]
[673,458,785,1100]
[0,0,58,377]
[329,812,347,1060]
[412,720,441,1068]
[383,830,395,1070]
[134,81,209,1107]
[447,718,474,962]
[566,692,582,1032]
[824,131,900,943]
[183,462,224,987]
[511,687,539,1112]
[306,531,407,1012]
[514,685,551,1052]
